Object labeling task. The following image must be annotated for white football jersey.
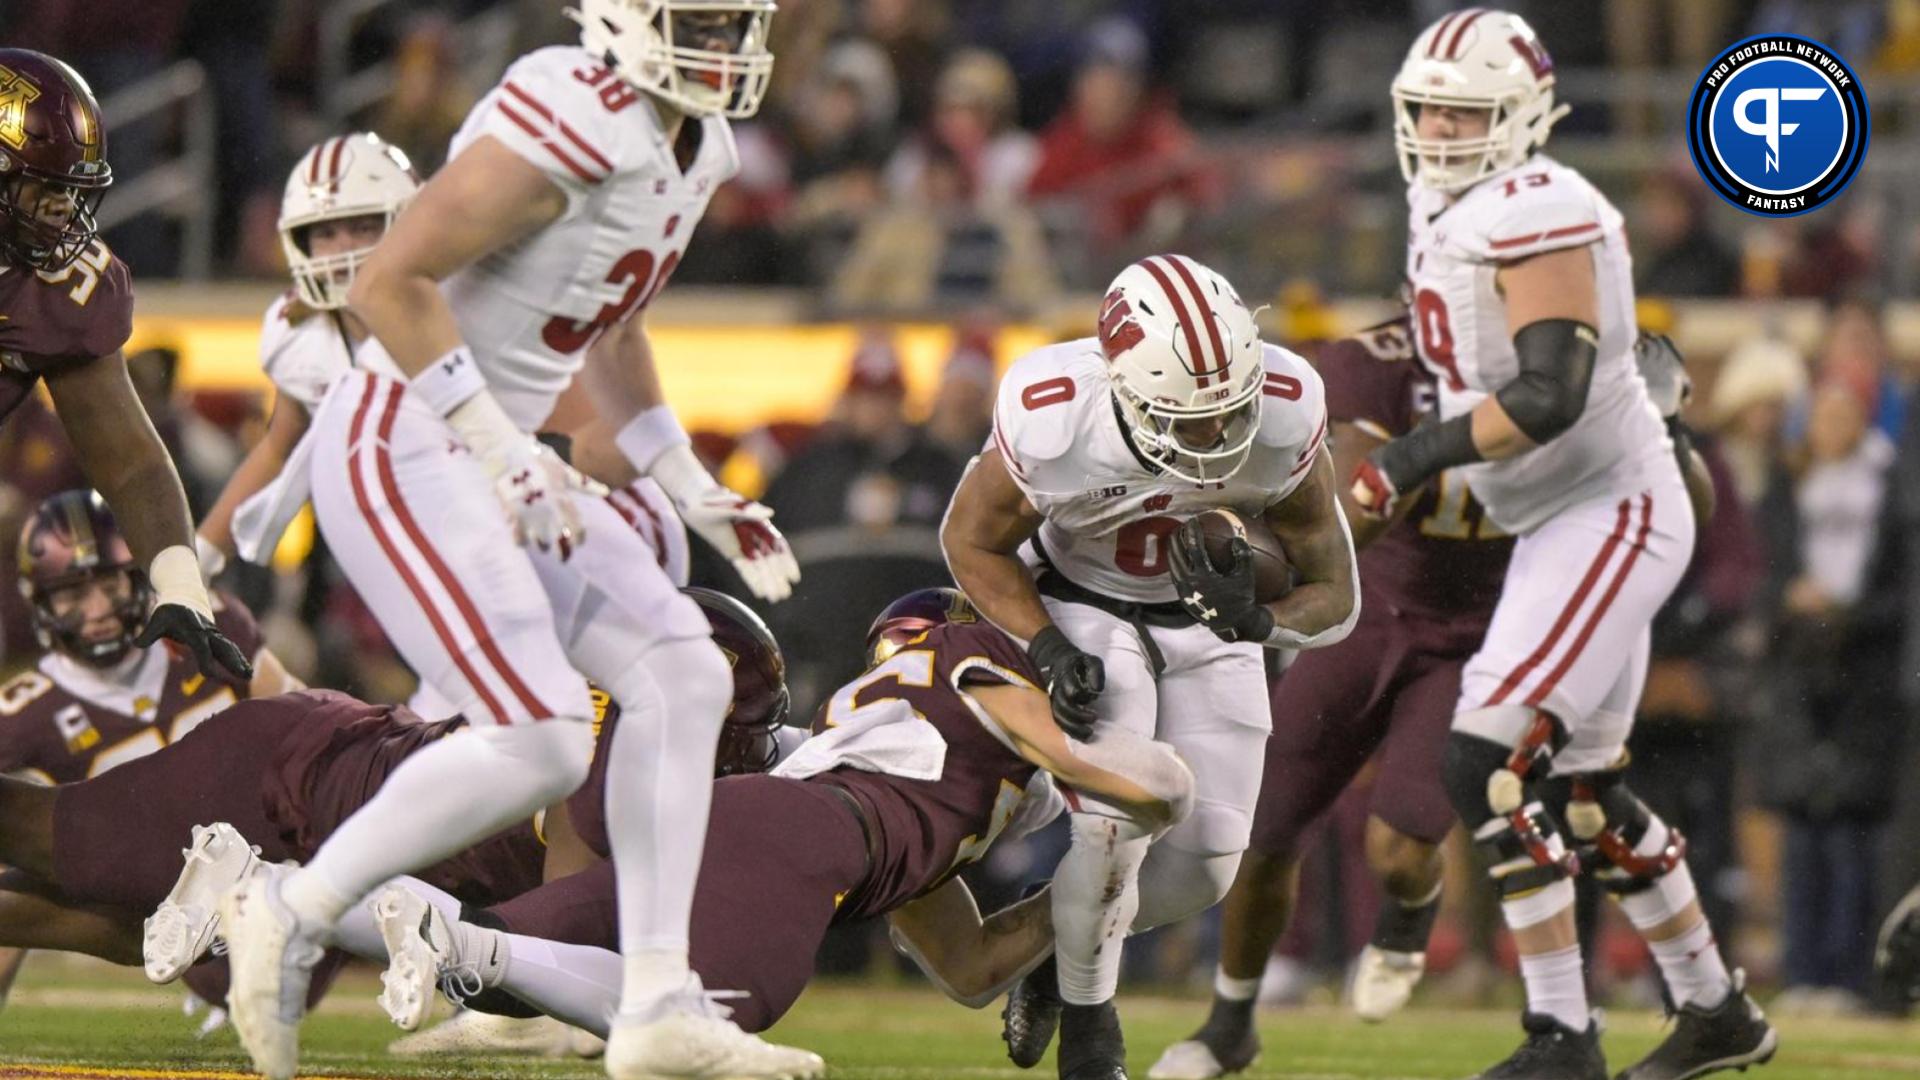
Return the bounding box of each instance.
[384,45,739,431]
[1406,153,1669,534]
[258,293,353,412]
[992,337,1327,604]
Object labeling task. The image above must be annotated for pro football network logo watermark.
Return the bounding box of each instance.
[1687,35,1868,217]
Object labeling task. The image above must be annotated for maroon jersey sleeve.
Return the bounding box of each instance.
[935,619,1044,693]
[1317,316,1420,438]
[0,243,135,369]
[0,669,79,783]
[211,590,266,670]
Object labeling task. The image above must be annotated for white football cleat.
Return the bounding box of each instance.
[373,884,451,1032]
[218,862,326,1080]
[1349,945,1425,1022]
[604,976,824,1080]
[144,822,260,984]
[1148,1039,1233,1080]
[388,1009,605,1059]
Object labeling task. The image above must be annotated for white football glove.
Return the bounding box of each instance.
[650,444,801,602]
[450,394,608,561]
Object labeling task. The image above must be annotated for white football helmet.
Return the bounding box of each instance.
[1098,255,1265,485]
[1391,8,1569,192]
[278,133,419,310]
[568,0,776,120]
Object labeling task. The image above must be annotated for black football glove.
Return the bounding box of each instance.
[1025,625,1104,740]
[136,604,254,683]
[1169,519,1274,644]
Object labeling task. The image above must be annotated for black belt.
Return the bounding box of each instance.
[1030,536,1179,678]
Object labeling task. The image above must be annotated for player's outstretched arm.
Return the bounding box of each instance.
[45,353,252,682]
[1329,420,1405,550]
[197,398,311,575]
[969,682,1190,829]
[887,877,1053,1008]
[1261,447,1360,650]
[1351,246,1600,517]
[942,452,1105,738]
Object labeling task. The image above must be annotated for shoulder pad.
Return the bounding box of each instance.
[993,340,1104,467]
[469,46,628,191]
[1255,344,1327,451]
[1456,160,1606,261]
[15,244,133,364]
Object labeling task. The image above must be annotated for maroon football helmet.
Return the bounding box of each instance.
[17,489,150,666]
[0,50,112,272]
[864,587,979,667]
[686,587,789,776]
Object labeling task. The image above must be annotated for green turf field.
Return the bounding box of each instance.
[1,960,1915,1079]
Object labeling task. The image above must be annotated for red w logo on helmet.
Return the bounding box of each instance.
[1098,288,1146,362]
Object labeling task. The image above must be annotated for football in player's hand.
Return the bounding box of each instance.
[1187,508,1293,603]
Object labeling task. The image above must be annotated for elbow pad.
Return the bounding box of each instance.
[1496,320,1597,444]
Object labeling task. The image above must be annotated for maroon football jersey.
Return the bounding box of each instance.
[1320,320,1513,634]
[0,239,135,425]
[0,591,263,783]
[805,620,1044,921]
[258,689,549,908]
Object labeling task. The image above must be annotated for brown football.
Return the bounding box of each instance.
[1187,508,1293,603]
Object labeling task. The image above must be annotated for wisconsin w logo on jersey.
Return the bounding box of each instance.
[0,65,42,152]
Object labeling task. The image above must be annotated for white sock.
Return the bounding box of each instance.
[497,932,622,1038]
[1214,967,1261,1003]
[291,721,593,929]
[1517,945,1589,1032]
[1051,812,1151,1006]
[600,638,729,1007]
[1646,918,1732,1010]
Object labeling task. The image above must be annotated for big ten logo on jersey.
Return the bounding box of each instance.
[1688,34,1868,217]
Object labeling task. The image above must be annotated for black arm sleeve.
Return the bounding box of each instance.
[1494,319,1598,444]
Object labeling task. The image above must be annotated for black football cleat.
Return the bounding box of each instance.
[1473,1012,1607,1080]
[1058,999,1128,1080]
[1146,994,1259,1078]
[1004,955,1063,1068]
[1615,971,1777,1080]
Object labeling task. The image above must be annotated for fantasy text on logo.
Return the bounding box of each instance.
[1687,35,1868,218]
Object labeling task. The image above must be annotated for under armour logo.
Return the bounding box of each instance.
[1184,591,1217,622]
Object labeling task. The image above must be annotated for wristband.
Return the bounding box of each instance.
[614,405,692,476]
[149,545,214,620]
[408,345,487,417]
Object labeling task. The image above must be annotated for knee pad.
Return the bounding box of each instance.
[473,718,596,798]
[1547,770,1693,915]
[1444,729,1577,900]
[1131,847,1241,933]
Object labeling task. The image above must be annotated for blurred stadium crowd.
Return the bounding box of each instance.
[6,0,1920,1023]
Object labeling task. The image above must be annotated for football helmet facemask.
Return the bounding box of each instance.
[278,133,420,310]
[568,0,776,119]
[1099,255,1266,486]
[0,49,112,272]
[1391,9,1568,192]
[18,489,152,667]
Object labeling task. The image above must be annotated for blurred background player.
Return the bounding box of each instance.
[1347,11,1772,1078]
[208,3,816,1077]
[1150,313,1512,1079]
[943,255,1358,1080]
[0,48,248,683]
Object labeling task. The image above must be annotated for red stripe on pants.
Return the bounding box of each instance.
[1523,493,1654,708]
[1485,498,1633,706]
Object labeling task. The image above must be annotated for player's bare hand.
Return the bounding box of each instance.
[1169,521,1273,644]
[1025,626,1104,740]
[679,488,802,603]
[1349,456,1400,520]
[136,604,254,684]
